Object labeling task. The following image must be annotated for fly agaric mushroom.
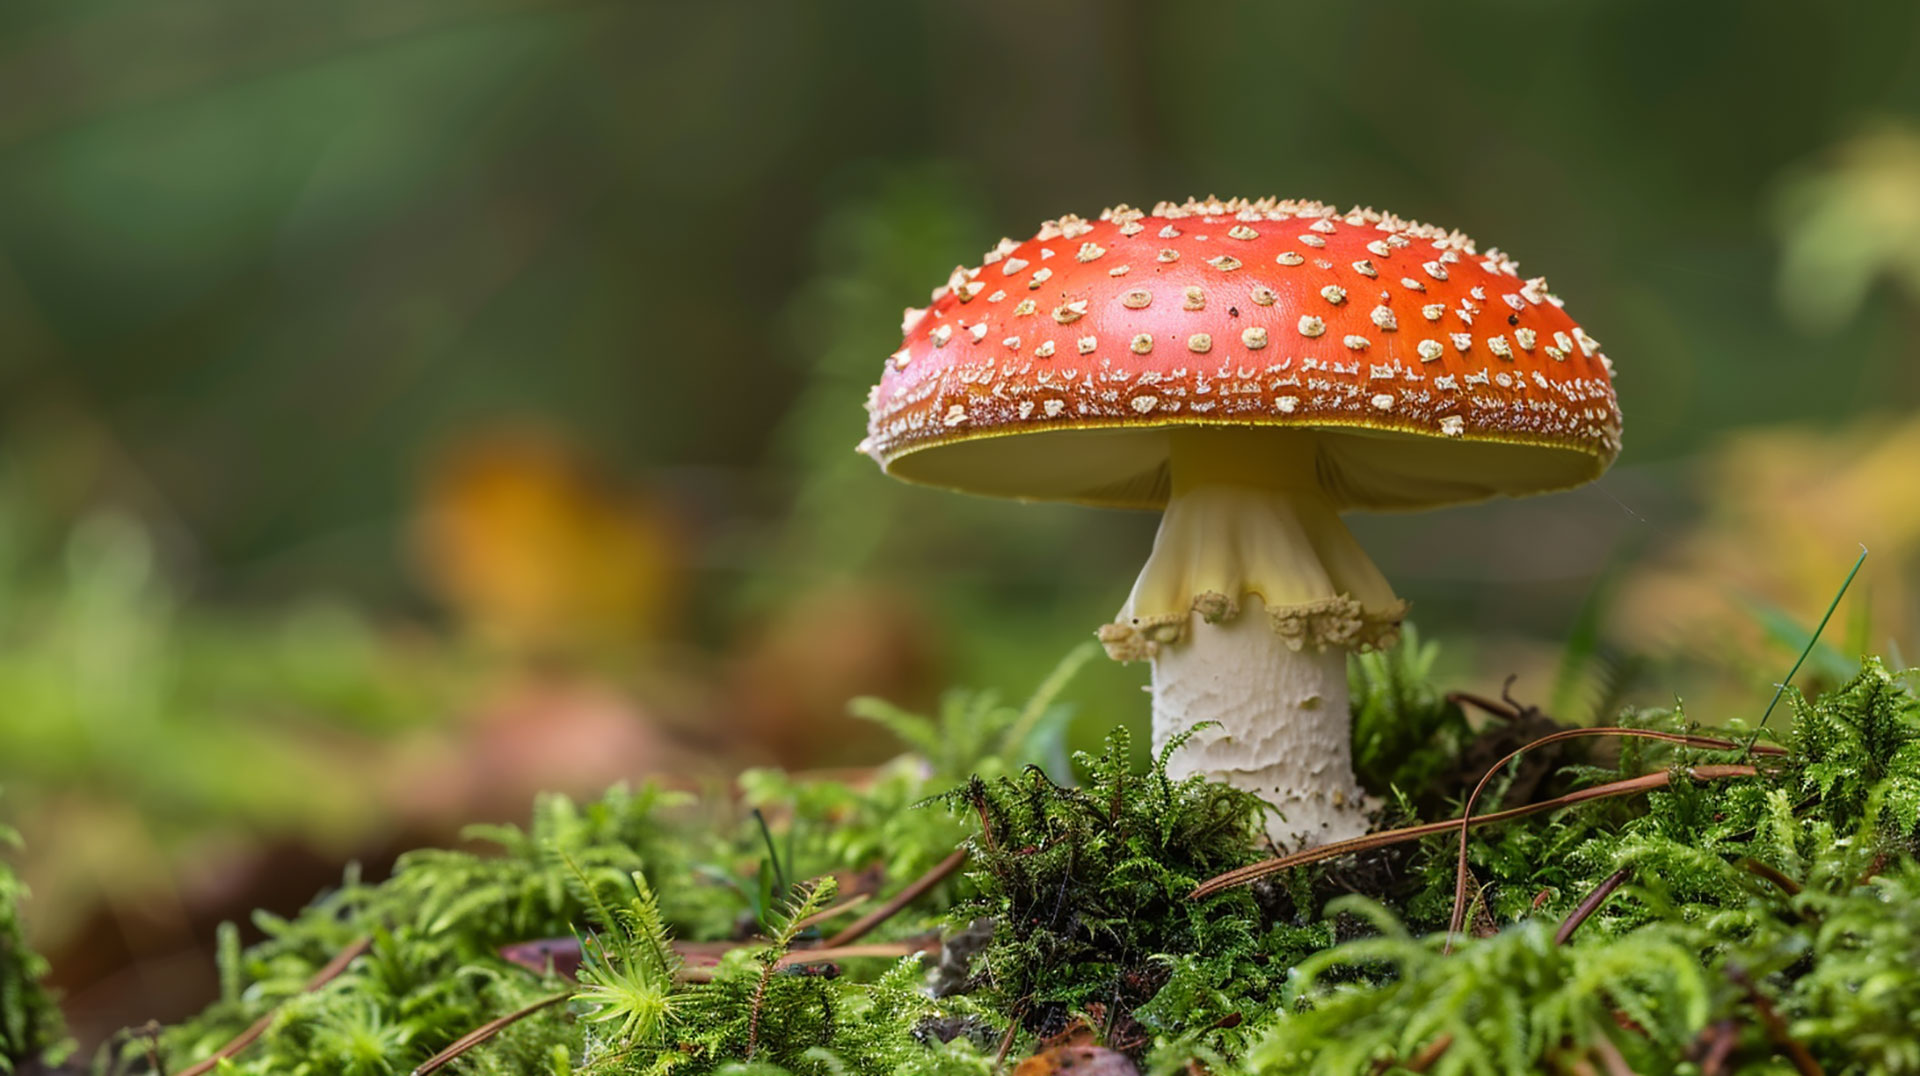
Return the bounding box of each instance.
[859,198,1621,847]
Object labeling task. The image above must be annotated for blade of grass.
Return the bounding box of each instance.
[1551,560,1620,722]
[753,808,789,897]
[1001,641,1099,760]
[1755,546,1868,732]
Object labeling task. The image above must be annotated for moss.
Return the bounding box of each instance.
[1,806,71,1073]
[935,728,1311,1055]
[112,641,1920,1076]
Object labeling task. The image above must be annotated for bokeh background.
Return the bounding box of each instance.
[4,0,1920,1049]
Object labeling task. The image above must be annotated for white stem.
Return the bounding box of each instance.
[1098,430,1400,849]
[1150,594,1372,848]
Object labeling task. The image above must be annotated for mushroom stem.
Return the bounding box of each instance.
[1102,429,1404,848]
[1150,594,1370,846]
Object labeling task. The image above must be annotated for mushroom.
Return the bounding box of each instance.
[859,198,1621,848]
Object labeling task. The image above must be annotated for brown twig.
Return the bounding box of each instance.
[1368,1033,1454,1074]
[1855,851,1889,888]
[1204,1011,1243,1032]
[971,790,1000,855]
[174,935,373,1076]
[822,847,968,948]
[1405,1034,1455,1073]
[1451,674,1554,722]
[1555,868,1632,946]
[1190,761,1762,900]
[1589,1029,1637,1076]
[1696,1020,1739,1075]
[1740,858,1803,898]
[532,853,957,985]
[676,942,926,984]
[1447,689,1523,722]
[411,991,569,1076]
[993,1015,1021,1070]
[1729,966,1823,1075]
[1448,729,1784,946]
[135,1020,166,1076]
[792,892,871,932]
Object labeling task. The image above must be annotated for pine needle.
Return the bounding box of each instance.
[410,991,569,1076]
[174,936,372,1076]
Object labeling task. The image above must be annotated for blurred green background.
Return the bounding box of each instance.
[4,0,1920,1049]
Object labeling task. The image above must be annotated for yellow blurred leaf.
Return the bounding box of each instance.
[411,428,683,655]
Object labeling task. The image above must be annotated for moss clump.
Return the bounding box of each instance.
[150,787,698,1076]
[571,874,974,1076]
[2,807,70,1074]
[118,642,1920,1076]
[938,728,1310,1052]
[1226,658,1920,1075]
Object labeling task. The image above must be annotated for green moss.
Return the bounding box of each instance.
[936,728,1306,1054]
[122,641,1920,1076]
[1212,658,1920,1075]
[150,786,698,1075]
[1,806,70,1073]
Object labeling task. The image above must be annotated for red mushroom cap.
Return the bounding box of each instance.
[861,197,1622,510]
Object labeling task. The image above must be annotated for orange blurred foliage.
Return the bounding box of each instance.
[410,428,684,657]
[1614,417,1920,666]
[1010,1046,1139,1076]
